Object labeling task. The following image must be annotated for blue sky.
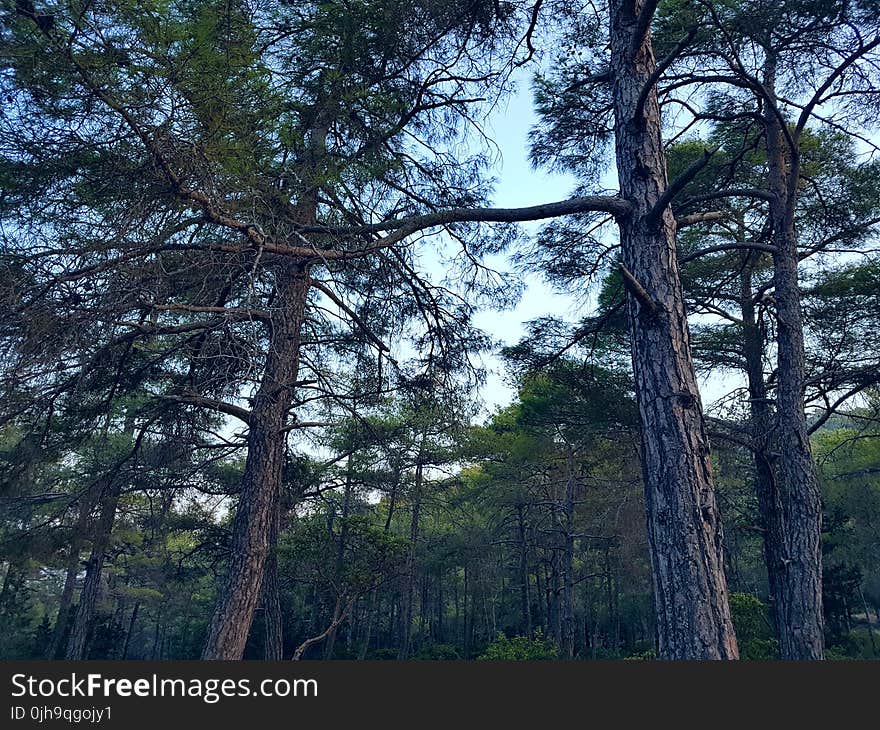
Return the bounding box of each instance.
[470,75,581,413]
[461,73,742,417]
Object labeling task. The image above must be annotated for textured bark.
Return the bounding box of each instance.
[65,483,121,660]
[609,0,738,659]
[46,485,100,659]
[262,503,284,660]
[762,62,824,659]
[740,254,783,604]
[739,254,789,643]
[201,263,311,660]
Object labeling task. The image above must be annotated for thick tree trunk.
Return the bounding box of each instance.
[65,482,121,660]
[609,0,738,659]
[202,263,311,660]
[762,63,824,659]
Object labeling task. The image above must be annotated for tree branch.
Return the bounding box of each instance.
[647,148,716,224]
[158,393,252,425]
[296,196,633,236]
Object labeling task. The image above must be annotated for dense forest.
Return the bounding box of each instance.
[0,0,878,661]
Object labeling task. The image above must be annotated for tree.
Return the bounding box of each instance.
[663,125,880,654]
[0,0,523,659]
[651,0,880,658]
[523,0,740,657]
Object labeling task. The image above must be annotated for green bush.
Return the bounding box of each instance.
[416,643,460,660]
[623,649,657,660]
[478,632,558,660]
[729,593,780,660]
[826,631,879,660]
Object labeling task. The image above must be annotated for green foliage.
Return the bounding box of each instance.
[415,643,460,660]
[478,632,559,661]
[728,593,779,660]
[826,632,879,660]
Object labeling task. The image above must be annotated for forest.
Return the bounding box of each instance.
[0,0,879,662]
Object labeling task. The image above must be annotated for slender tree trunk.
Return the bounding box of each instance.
[65,482,121,660]
[550,553,562,647]
[462,564,470,658]
[608,0,738,658]
[762,60,825,660]
[604,543,620,651]
[0,560,24,620]
[202,263,311,659]
[436,572,445,643]
[857,587,877,656]
[739,252,789,650]
[48,553,79,658]
[292,595,354,660]
[516,503,532,637]
[46,487,97,659]
[324,458,354,659]
[560,449,576,658]
[358,590,376,659]
[534,564,545,634]
[262,502,283,660]
[120,602,139,660]
[399,459,424,659]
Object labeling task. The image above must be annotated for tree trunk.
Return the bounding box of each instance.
[202,263,311,659]
[324,458,354,659]
[65,482,121,660]
[560,449,576,658]
[46,488,97,659]
[608,0,738,659]
[857,586,876,656]
[0,560,24,620]
[262,502,284,660]
[120,601,139,660]
[762,59,825,660]
[516,503,532,637]
[399,458,424,659]
[739,252,788,645]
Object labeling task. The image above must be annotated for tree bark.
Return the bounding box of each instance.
[65,482,121,660]
[202,262,311,659]
[46,484,100,659]
[761,59,824,660]
[262,502,284,660]
[608,0,738,659]
[739,251,789,648]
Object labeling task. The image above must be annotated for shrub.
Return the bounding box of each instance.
[478,632,559,660]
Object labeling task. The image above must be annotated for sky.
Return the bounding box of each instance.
[453,71,744,419]
[469,74,582,414]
